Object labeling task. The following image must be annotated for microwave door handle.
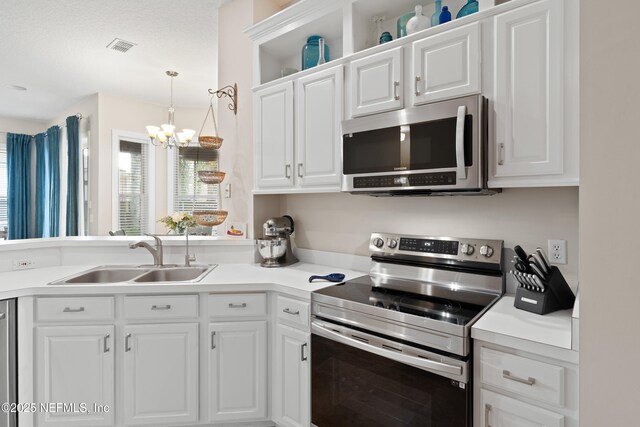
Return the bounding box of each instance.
[455,105,467,180]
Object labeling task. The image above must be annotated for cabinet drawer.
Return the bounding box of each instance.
[124,295,198,320]
[208,293,267,318]
[480,347,565,406]
[276,295,309,328]
[36,297,115,322]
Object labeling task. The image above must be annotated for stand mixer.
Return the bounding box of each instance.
[257,215,299,268]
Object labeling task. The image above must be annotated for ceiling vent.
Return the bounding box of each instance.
[106,38,137,53]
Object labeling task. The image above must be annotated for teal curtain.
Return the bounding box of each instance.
[35,133,46,237]
[46,126,60,237]
[66,115,79,236]
[7,133,32,240]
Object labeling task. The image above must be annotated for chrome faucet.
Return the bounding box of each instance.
[129,234,164,267]
[184,227,196,267]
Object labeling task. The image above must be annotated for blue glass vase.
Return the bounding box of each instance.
[439,6,452,24]
[457,0,479,18]
[431,0,442,26]
[301,36,330,70]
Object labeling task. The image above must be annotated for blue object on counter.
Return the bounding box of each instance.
[439,6,452,24]
[308,273,346,283]
[379,31,393,44]
[457,0,479,18]
[431,0,442,26]
[301,35,330,70]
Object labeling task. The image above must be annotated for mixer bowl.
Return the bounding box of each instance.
[257,238,287,263]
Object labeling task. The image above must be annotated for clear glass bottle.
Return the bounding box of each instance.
[457,0,479,18]
[317,37,326,66]
[406,5,430,35]
[432,0,442,27]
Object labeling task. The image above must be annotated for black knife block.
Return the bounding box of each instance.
[513,267,576,315]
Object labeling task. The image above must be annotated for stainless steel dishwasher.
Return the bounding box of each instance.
[1,299,17,427]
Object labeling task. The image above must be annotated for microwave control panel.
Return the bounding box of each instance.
[353,172,456,189]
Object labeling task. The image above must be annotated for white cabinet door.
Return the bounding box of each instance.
[295,65,343,189]
[493,0,563,179]
[36,325,115,427]
[481,389,564,427]
[254,81,294,190]
[412,22,481,105]
[273,324,310,427]
[123,323,198,425]
[350,47,403,117]
[208,321,267,422]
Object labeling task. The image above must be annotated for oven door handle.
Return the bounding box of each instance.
[312,322,463,376]
[455,105,467,180]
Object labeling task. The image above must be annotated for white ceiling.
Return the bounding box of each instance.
[0,0,220,121]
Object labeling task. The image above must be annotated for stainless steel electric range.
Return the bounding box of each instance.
[311,232,504,427]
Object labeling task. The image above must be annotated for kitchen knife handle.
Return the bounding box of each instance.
[536,247,552,271]
[514,245,529,263]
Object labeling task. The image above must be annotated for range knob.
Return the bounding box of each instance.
[372,238,385,248]
[460,243,474,255]
[479,245,494,258]
[387,239,398,249]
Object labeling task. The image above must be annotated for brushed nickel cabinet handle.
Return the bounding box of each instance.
[282,308,300,315]
[393,81,400,100]
[151,304,171,311]
[298,163,304,178]
[228,303,247,308]
[498,143,505,165]
[63,307,85,313]
[0,312,5,320]
[414,76,421,96]
[211,331,216,350]
[301,343,308,361]
[285,164,292,178]
[104,334,110,353]
[125,333,132,352]
[502,370,536,386]
[485,404,492,427]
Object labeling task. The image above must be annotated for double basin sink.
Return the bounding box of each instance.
[49,265,217,285]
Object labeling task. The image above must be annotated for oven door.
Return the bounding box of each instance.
[311,319,471,427]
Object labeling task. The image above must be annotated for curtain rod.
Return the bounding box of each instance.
[0,113,83,137]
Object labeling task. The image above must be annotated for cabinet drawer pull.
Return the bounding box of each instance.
[394,81,400,100]
[485,403,492,427]
[63,307,85,313]
[301,343,308,361]
[498,143,505,165]
[228,303,247,308]
[285,164,292,179]
[211,331,216,350]
[502,370,536,386]
[414,76,421,96]
[0,312,5,320]
[282,308,300,315]
[151,304,171,311]
[125,333,132,352]
[104,334,110,353]
[298,163,304,178]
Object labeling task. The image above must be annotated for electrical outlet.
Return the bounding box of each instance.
[548,239,567,265]
[224,183,231,198]
[13,259,35,270]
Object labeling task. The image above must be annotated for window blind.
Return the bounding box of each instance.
[118,140,149,235]
[173,147,219,213]
[0,142,7,227]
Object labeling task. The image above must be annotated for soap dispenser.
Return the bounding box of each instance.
[406,5,430,35]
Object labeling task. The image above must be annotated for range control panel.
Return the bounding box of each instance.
[369,232,503,265]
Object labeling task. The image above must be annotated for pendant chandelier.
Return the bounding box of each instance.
[145,71,195,148]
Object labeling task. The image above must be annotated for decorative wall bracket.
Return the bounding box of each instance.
[208,83,238,115]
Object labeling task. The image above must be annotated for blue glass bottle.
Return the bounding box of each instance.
[457,0,479,18]
[431,0,442,27]
[301,36,330,71]
[379,32,393,44]
[439,6,452,24]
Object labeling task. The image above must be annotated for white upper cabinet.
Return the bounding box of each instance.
[412,22,481,105]
[492,0,565,183]
[254,81,294,190]
[295,65,343,188]
[349,47,403,117]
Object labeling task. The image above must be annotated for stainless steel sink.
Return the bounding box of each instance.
[49,265,216,285]
[133,267,212,283]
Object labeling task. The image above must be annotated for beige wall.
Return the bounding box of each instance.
[0,117,47,135]
[579,0,640,424]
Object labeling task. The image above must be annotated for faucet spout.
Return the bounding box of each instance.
[129,234,164,267]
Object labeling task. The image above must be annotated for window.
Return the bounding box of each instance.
[112,131,154,235]
[172,146,219,213]
[0,141,7,229]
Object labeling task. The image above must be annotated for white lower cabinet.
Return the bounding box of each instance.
[123,323,199,426]
[273,323,310,427]
[208,321,267,422]
[35,325,115,427]
[481,389,564,427]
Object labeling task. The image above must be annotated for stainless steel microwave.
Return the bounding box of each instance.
[341,95,497,196]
